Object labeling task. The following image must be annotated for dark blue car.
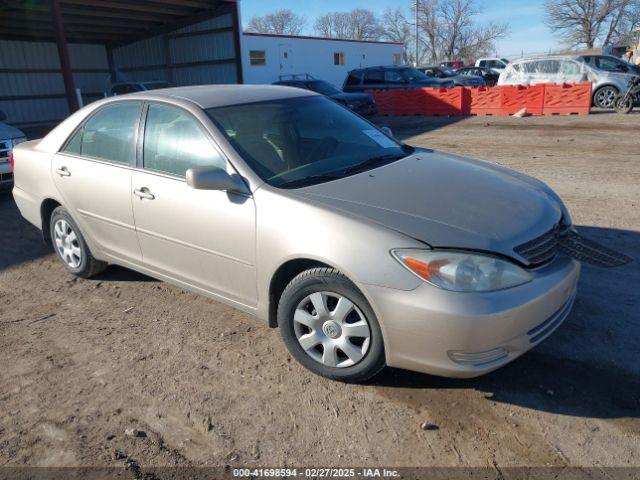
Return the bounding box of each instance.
[273,79,377,116]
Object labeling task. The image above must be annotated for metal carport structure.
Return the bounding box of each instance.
[0,0,242,128]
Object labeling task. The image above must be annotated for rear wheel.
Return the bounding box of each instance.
[277,267,385,383]
[614,94,634,114]
[50,207,107,278]
[594,86,618,108]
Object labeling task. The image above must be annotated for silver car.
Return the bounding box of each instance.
[12,86,580,382]
[498,56,634,108]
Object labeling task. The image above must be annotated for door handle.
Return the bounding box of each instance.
[133,187,155,200]
[55,166,71,177]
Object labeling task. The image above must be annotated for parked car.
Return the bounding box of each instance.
[440,60,465,70]
[419,65,485,87]
[273,78,377,116]
[499,56,633,108]
[13,85,580,382]
[0,110,26,191]
[109,81,174,96]
[343,66,454,93]
[475,58,509,73]
[602,44,630,58]
[575,54,640,96]
[455,66,501,86]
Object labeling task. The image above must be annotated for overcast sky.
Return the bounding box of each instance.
[239,0,559,58]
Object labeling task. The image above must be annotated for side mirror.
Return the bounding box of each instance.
[616,64,628,72]
[186,166,247,193]
[380,126,393,138]
[0,110,6,122]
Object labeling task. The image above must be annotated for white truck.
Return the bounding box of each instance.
[0,110,26,191]
[475,57,510,74]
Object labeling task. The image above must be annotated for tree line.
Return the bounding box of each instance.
[246,0,640,64]
[245,0,510,64]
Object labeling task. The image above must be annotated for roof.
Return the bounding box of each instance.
[243,32,403,46]
[121,84,318,109]
[0,0,237,45]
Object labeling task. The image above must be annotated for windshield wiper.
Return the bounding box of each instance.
[339,153,407,176]
[279,173,343,189]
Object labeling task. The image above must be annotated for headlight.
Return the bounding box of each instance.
[391,249,533,292]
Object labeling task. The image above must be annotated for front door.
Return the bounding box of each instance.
[131,102,256,308]
[52,101,143,264]
[279,44,293,77]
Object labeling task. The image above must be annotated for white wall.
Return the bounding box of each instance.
[242,33,404,87]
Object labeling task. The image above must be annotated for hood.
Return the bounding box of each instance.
[330,92,374,103]
[0,122,25,140]
[452,74,484,86]
[417,78,453,87]
[293,151,562,264]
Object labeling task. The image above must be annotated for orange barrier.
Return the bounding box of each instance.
[467,86,502,116]
[500,84,545,116]
[366,82,592,117]
[393,88,425,116]
[423,87,465,116]
[542,82,592,115]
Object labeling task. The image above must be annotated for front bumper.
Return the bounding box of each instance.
[362,254,580,378]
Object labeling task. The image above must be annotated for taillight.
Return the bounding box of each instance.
[10,151,15,171]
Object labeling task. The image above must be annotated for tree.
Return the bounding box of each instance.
[380,7,413,63]
[412,0,509,64]
[246,9,306,35]
[544,0,636,48]
[314,9,383,40]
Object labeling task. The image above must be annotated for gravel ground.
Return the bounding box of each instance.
[0,112,638,472]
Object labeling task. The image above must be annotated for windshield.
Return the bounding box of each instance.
[307,81,341,96]
[399,68,429,82]
[207,96,411,189]
[439,67,456,76]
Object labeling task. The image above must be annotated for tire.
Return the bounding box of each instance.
[50,206,107,278]
[277,267,386,383]
[614,94,634,114]
[593,86,619,108]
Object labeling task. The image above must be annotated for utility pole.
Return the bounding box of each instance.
[414,0,419,67]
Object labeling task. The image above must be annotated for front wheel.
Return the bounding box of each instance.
[277,267,386,383]
[614,94,634,114]
[593,86,618,108]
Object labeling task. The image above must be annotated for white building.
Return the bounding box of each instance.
[241,33,404,87]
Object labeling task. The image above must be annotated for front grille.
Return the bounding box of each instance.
[514,225,560,266]
[0,140,10,162]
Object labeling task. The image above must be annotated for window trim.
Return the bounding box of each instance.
[249,50,266,66]
[136,100,231,181]
[59,100,144,168]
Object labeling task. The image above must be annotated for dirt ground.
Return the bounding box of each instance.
[0,112,638,472]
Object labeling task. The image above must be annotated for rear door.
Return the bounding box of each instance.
[52,101,143,264]
[131,102,257,307]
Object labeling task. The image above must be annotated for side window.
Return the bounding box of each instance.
[143,103,225,178]
[384,70,404,83]
[478,60,486,67]
[345,71,362,86]
[363,70,384,84]
[63,102,141,165]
